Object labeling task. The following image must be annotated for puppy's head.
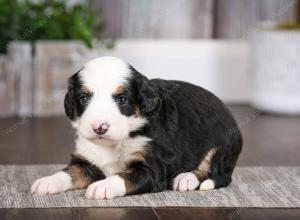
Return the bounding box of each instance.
[64,56,161,144]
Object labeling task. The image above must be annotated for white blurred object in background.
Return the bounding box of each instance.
[250,30,300,115]
[99,40,249,103]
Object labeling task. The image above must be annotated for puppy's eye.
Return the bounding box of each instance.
[115,95,128,105]
[79,94,90,105]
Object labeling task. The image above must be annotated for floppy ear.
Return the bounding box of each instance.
[135,74,161,116]
[64,74,77,120]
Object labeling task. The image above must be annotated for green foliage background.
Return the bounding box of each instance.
[0,0,104,54]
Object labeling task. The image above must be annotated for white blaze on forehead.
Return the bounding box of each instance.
[80,56,130,92]
[75,56,142,142]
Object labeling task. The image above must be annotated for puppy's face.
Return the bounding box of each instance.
[64,57,160,144]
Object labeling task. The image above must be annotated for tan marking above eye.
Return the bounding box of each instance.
[113,85,125,96]
[80,85,92,94]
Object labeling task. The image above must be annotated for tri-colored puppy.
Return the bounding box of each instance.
[31,56,242,199]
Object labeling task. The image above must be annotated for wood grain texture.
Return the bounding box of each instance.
[95,0,214,38]
[0,105,300,219]
[154,208,300,220]
[1,166,299,208]
[8,42,33,117]
[0,55,14,116]
[0,208,299,220]
[0,105,299,166]
[33,41,95,116]
[0,208,159,220]
[0,53,16,117]
[214,0,296,38]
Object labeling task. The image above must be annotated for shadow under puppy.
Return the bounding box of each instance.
[31,56,242,199]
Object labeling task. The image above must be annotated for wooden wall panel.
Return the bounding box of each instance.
[85,0,297,39]
[0,55,15,116]
[1,0,299,117]
[34,42,77,116]
[33,41,101,116]
[7,42,33,117]
[95,0,214,38]
[214,0,296,38]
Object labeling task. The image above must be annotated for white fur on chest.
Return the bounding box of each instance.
[75,135,151,177]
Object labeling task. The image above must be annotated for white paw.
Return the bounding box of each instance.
[173,172,200,192]
[31,171,72,195]
[199,179,215,191]
[85,175,126,200]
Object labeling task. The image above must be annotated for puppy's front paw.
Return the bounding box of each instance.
[173,172,200,191]
[31,171,72,195]
[199,179,215,191]
[85,175,126,200]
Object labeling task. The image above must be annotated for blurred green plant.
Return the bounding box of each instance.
[0,0,104,54]
[0,0,22,53]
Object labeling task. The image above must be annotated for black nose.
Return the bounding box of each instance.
[93,123,110,135]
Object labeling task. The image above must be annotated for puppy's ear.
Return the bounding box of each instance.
[64,73,78,120]
[135,73,161,116]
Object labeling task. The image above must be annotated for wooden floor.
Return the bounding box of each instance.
[0,105,299,219]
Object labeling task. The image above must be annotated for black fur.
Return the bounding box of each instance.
[130,67,162,116]
[64,65,242,195]
[112,85,137,116]
[123,67,242,193]
[64,70,92,120]
[64,154,105,182]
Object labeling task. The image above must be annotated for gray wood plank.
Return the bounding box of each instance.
[33,41,100,116]
[95,0,214,38]
[8,42,33,117]
[0,55,15,117]
[214,0,296,38]
[1,166,300,208]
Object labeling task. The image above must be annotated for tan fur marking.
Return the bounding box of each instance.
[134,105,141,117]
[193,147,218,181]
[127,151,147,163]
[102,161,125,176]
[119,147,147,165]
[118,171,134,194]
[116,148,148,194]
[63,165,92,188]
[80,85,92,94]
[113,85,125,96]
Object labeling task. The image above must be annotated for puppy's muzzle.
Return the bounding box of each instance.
[93,122,110,135]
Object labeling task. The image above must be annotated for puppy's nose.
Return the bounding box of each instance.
[92,122,110,135]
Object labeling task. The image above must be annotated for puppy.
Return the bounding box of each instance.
[31,56,242,199]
